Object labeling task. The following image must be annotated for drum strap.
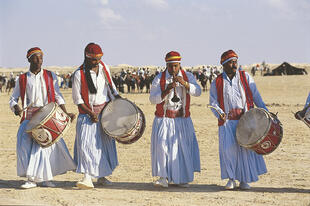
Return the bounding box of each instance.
[216,71,253,126]
[239,70,254,110]
[79,62,114,114]
[19,73,27,123]
[19,70,55,123]
[155,69,190,118]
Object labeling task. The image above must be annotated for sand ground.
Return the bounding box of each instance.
[0,75,309,206]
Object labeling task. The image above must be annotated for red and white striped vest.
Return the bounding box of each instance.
[215,70,254,126]
[155,69,190,117]
[19,69,55,123]
[79,61,113,114]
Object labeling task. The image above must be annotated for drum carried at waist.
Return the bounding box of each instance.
[26,102,71,148]
[236,108,283,155]
[100,98,145,144]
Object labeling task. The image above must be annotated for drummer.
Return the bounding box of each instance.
[209,50,268,190]
[9,47,76,189]
[149,51,201,188]
[72,43,120,189]
[294,92,310,120]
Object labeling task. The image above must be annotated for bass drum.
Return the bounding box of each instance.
[236,108,283,155]
[26,102,71,148]
[100,98,145,144]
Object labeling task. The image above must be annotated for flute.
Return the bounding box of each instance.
[171,73,180,102]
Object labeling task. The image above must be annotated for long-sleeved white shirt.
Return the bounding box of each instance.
[72,62,118,106]
[209,71,267,119]
[9,69,65,112]
[149,69,201,111]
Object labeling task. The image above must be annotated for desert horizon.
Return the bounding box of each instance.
[1,62,309,75]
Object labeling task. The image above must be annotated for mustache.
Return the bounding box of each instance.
[232,65,237,70]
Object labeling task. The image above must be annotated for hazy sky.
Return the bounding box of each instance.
[1,0,309,68]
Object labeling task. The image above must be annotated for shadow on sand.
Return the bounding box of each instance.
[0,179,309,194]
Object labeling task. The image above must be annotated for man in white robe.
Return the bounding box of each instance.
[150,51,201,188]
[9,47,76,189]
[72,43,120,189]
[209,50,268,190]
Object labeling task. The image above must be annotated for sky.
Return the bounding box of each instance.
[0,0,309,68]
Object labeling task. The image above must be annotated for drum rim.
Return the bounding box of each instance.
[101,98,140,137]
[28,104,71,147]
[237,108,273,148]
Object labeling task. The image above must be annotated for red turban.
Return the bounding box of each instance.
[84,43,103,58]
[27,47,43,59]
[165,51,181,63]
[220,50,238,65]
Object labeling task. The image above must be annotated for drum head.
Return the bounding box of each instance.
[26,102,56,131]
[236,108,270,146]
[101,98,139,137]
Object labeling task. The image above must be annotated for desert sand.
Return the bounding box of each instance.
[0,72,309,206]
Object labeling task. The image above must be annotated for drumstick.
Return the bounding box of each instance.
[207,104,225,119]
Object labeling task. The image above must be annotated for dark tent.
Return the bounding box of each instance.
[265,62,307,76]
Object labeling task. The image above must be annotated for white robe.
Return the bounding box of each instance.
[9,69,76,182]
[149,70,201,184]
[209,71,267,183]
[72,62,119,178]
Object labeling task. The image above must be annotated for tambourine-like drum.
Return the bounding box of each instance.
[101,98,145,144]
[26,102,71,148]
[236,108,283,155]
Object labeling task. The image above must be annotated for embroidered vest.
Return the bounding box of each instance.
[19,69,55,123]
[79,61,113,114]
[155,69,190,117]
[215,70,254,126]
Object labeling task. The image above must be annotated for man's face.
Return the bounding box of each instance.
[167,62,180,76]
[28,53,43,68]
[85,56,102,67]
[223,59,238,75]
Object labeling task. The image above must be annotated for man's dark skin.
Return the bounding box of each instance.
[14,53,76,122]
[219,59,238,122]
[77,56,121,123]
[160,62,190,100]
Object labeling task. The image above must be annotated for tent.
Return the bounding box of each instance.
[267,62,307,76]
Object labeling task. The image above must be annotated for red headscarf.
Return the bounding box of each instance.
[27,47,43,59]
[84,43,103,58]
[220,50,238,65]
[165,51,181,63]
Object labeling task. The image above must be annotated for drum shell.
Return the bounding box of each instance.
[101,98,145,144]
[26,102,71,148]
[237,108,283,155]
[114,106,145,144]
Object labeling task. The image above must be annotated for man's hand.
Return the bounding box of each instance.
[67,113,76,122]
[220,113,227,122]
[14,105,22,117]
[89,112,99,123]
[174,76,189,89]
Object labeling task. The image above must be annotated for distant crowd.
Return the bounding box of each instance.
[1,65,227,94]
